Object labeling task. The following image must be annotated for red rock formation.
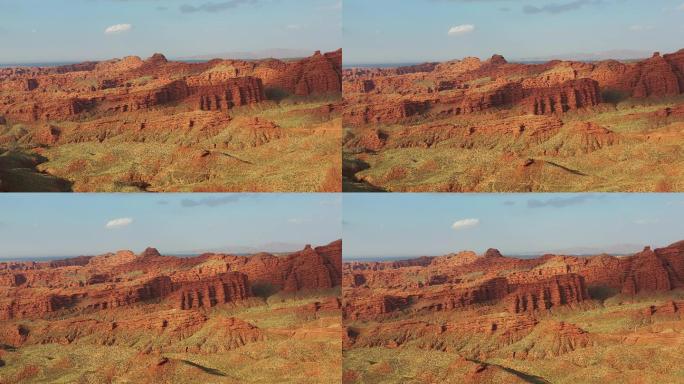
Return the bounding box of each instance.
[489,54,508,66]
[97,80,191,113]
[25,78,39,91]
[505,320,593,360]
[0,50,339,127]
[218,240,342,292]
[436,80,458,91]
[344,77,600,127]
[514,242,684,296]
[88,250,138,267]
[371,115,563,150]
[415,277,510,313]
[187,317,264,352]
[0,293,77,320]
[506,274,589,314]
[621,246,674,294]
[631,52,682,98]
[566,121,619,153]
[344,49,684,131]
[344,128,387,152]
[344,99,431,125]
[96,77,264,115]
[455,82,526,114]
[585,50,684,98]
[343,242,684,382]
[484,248,504,259]
[140,247,162,258]
[47,256,93,268]
[395,62,438,75]
[281,244,339,291]
[343,241,684,322]
[263,50,342,96]
[187,77,265,111]
[172,272,250,310]
[0,324,29,347]
[301,296,342,314]
[524,79,602,115]
[0,97,96,122]
[315,239,343,281]
[343,294,410,321]
[18,309,210,347]
[0,241,339,321]
[34,124,61,145]
[346,256,434,272]
[357,79,376,93]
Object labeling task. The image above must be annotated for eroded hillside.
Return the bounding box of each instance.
[0,50,342,192]
[343,241,684,383]
[343,50,684,192]
[0,240,343,383]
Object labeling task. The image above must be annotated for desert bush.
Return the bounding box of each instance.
[251,281,279,299]
[15,364,40,382]
[384,166,408,182]
[66,158,89,173]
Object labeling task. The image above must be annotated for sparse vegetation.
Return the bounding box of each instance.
[0,289,341,384]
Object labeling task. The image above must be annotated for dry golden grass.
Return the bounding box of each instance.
[0,96,341,192]
[0,290,341,384]
[344,101,684,192]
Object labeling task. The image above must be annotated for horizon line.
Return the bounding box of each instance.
[342,56,654,67]
[342,240,681,260]
[0,48,343,66]
[0,238,342,261]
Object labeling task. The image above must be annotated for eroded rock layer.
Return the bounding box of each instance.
[343,49,684,193]
[0,50,343,193]
[0,240,342,321]
[344,50,684,126]
[343,240,684,383]
[343,241,684,322]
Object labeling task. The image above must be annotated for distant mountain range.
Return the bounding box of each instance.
[346,50,656,68]
[0,49,319,66]
[171,242,308,256]
[517,49,653,62]
[524,243,649,257]
[0,243,309,261]
[178,48,314,61]
[343,243,653,261]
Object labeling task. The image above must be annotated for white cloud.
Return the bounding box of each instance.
[105,217,133,229]
[288,218,304,224]
[629,25,654,31]
[678,3,684,10]
[451,218,480,230]
[104,24,132,35]
[285,24,303,30]
[448,24,475,36]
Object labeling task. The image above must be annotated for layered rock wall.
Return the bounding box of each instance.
[172,272,250,310]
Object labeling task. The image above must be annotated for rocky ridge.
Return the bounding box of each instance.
[343,240,684,321]
[0,240,342,322]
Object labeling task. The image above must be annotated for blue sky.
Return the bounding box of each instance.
[0,0,341,63]
[0,194,341,259]
[344,0,684,64]
[343,194,684,259]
